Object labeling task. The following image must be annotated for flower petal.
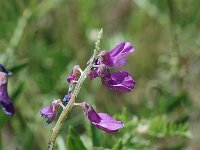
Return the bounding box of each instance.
[0,98,15,116]
[94,113,124,133]
[108,42,134,68]
[98,51,114,67]
[67,65,81,83]
[81,102,124,133]
[112,58,127,68]
[81,102,101,123]
[88,69,99,80]
[40,100,59,125]
[0,71,15,116]
[101,71,136,92]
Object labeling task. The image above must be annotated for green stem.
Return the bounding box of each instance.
[166,0,180,53]
[167,0,185,92]
[48,29,102,150]
[0,129,2,150]
[4,9,32,65]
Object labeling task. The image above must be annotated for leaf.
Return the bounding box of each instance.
[149,116,190,138]
[112,139,123,150]
[9,59,29,74]
[90,123,101,147]
[93,147,104,150]
[11,82,24,100]
[66,126,86,150]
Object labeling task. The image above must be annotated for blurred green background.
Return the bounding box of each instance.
[0,0,200,149]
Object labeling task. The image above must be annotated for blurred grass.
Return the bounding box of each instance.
[0,0,200,149]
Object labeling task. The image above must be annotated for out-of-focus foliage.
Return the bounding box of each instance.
[0,0,199,149]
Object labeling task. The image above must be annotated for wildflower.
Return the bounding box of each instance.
[0,65,15,116]
[67,65,81,84]
[88,42,136,92]
[80,102,124,133]
[40,100,60,125]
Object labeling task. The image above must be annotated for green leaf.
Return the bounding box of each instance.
[9,59,29,74]
[11,82,24,100]
[112,139,123,150]
[93,147,104,150]
[90,123,101,147]
[149,116,190,138]
[66,126,86,150]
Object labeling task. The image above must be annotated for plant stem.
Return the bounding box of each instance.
[48,29,102,150]
[3,9,32,65]
[0,130,2,150]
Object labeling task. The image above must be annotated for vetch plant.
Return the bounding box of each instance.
[40,29,136,150]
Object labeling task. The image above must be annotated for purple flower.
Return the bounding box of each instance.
[40,100,60,125]
[0,65,15,116]
[67,65,81,83]
[101,71,136,92]
[88,42,136,92]
[80,102,124,133]
[99,42,134,68]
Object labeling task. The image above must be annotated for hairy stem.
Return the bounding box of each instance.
[48,29,103,150]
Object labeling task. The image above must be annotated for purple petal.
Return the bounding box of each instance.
[109,42,126,57]
[40,105,56,119]
[81,102,124,133]
[112,58,127,68]
[88,64,109,80]
[0,98,15,116]
[40,101,59,125]
[88,69,99,80]
[81,102,101,123]
[110,42,134,58]
[107,42,134,68]
[101,71,136,92]
[98,51,114,67]
[67,65,81,83]
[67,75,74,83]
[0,72,15,116]
[94,113,124,133]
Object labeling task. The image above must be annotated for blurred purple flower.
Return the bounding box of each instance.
[40,100,60,125]
[101,71,136,92]
[67,65,81,83]
[0,65,15,116]
[80,102,124,133]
